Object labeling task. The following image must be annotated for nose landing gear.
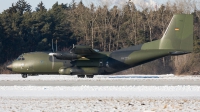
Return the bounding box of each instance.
[22,74,28,78]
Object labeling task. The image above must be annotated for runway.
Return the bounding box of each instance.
[1,80,200,86]
[1,74,200,86]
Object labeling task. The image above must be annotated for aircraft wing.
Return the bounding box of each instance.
[70,45,106,59]
[50,45,105,60]
[70,45,98,55]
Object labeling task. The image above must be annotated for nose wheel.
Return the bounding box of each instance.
[22,74,28,78]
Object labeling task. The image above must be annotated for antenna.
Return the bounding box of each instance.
[52,39,54,52]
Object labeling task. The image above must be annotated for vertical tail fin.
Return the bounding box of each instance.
[142,14,193,53]
[159,14,193,52]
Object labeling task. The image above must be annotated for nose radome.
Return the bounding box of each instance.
[6,64,13,71]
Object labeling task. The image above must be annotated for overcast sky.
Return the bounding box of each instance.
[0,0,170,13]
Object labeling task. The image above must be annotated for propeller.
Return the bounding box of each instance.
[52,39,54,52]
[49,39,58,69]
[49,53,55,69]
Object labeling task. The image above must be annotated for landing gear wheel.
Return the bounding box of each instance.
[86,75,94,78]
[22,74,28,78]
[77,75,85,78]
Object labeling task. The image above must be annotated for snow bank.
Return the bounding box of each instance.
[1,97,200,112]
[1,85,200,111]
[0,86,200,97]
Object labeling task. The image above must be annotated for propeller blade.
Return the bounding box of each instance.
[49,53,56,56]
[52,55,54,69]
[56,40,57,52]
[49,53,56,69]
[52,39,54,52]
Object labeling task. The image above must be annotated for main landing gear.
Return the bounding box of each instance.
[86,75,94,78]
[22,74,28,78]
[77,75,94,78]
[77,75,85,78]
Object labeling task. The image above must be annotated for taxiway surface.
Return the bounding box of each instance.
[1,74,200,86]
[1,80,200,86]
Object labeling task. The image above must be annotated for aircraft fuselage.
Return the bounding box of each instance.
[8,49,174,76]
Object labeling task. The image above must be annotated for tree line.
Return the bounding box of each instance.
[0,0,199,74]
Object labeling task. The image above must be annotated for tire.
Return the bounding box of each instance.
[77,75,85,78]
[86,75,94,78]
[22,74,28,78]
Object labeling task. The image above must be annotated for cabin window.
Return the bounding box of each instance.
[99,60,103,67]
[106,61,109,68]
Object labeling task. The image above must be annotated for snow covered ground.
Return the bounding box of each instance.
[1,97,200,112]
[1,86,200,97]
[1,74,200,111]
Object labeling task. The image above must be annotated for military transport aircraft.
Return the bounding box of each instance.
[6,14,193,78]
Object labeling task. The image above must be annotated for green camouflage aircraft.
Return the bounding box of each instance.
[6,14,193,78]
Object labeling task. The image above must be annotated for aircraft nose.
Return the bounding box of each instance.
[6,63,13,71]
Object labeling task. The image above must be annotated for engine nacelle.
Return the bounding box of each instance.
[53,52,81,60]
[59,67,84,75]
[58,67,99,75]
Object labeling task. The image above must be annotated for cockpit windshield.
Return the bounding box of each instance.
[93,49,100,52]
[16,55,25,61]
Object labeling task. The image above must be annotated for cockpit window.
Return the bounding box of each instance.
[17,55,25,61]
[93,49,100,52]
